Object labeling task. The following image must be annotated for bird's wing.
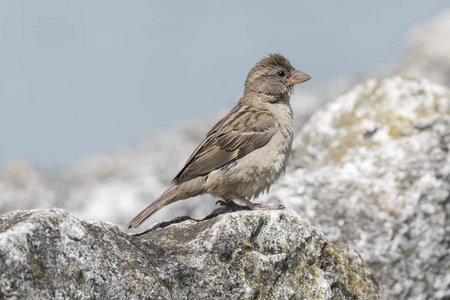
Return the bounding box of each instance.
[172,104,276,184]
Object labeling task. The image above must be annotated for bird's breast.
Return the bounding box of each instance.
[235,128,293,198]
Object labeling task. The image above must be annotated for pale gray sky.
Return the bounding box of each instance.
[1,0,448,168]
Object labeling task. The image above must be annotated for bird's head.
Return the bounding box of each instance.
[244,53,310,101]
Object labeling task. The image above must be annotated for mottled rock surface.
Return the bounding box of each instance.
[267,77,450,299]
[0,208,382,299]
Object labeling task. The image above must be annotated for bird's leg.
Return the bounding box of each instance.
[215,198,247,209]
[233,195,282,211]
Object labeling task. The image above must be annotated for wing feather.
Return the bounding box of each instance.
[172,104,276,184]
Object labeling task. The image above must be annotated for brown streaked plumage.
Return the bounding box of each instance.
[128,54,310,228]
[173,105,276,184]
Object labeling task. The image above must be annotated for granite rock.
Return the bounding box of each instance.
[0,208,382,299]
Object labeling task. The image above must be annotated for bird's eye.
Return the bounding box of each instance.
[277,71,285,77]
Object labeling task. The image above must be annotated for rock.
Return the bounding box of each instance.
[0,208,383,299]
[268,76,449,299]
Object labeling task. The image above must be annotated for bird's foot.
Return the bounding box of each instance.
[215,199,248,209]
[233,196,285,211]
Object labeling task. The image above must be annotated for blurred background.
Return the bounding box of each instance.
[1,0,450,225]
[1,0,449,168]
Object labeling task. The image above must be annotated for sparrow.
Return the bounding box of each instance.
[128,53,310,228]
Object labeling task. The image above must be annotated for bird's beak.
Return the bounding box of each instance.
[287,70,311,85]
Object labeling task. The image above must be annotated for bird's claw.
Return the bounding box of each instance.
[215,200,226,206]
[216,199,244,208]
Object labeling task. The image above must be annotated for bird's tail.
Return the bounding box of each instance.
[127,180,204,229]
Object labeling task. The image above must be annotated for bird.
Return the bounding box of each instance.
[128,53,310,228]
